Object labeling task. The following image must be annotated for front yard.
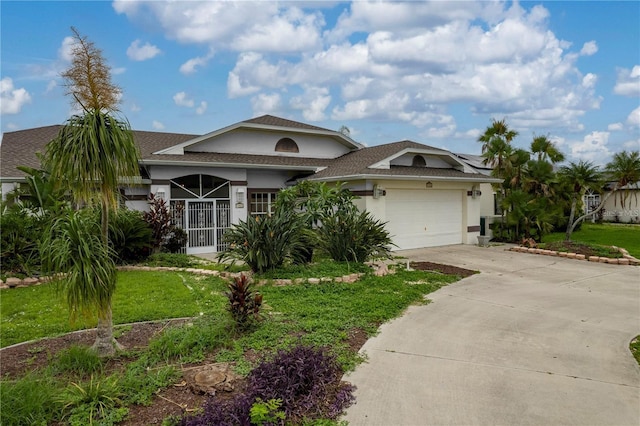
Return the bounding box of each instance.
[542,222,640,258]
[0,260,460,425]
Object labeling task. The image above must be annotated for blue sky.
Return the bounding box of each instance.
[1,1,638,164]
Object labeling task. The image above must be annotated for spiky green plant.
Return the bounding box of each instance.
[219,209,308,272]
[317,209,394,263]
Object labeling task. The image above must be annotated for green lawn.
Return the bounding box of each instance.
[0,270,216,348]
[542,223,640,258]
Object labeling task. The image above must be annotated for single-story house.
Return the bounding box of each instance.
[584,183,640,224]
[1,115,500,254]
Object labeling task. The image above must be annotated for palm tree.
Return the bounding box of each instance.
[42,28,140,356]
[41,209,119,354]
[606,151,640,209]
[530,135,565,163]
[478,118,518,155]
[559,160,602,241]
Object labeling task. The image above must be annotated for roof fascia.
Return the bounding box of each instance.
[142,159,325,171]
[309,173,503,184]
[153,121,363,155]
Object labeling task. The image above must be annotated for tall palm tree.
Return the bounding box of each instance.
[559,160,602,241]
[477,118,518,155]
[42,28,140,356]
[531,135,565,164]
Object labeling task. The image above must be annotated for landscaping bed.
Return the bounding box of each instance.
[539,241,622,258]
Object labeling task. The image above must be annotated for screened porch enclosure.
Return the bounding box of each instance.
[169,174,232,254]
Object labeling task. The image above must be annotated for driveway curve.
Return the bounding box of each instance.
[344,244,640,425]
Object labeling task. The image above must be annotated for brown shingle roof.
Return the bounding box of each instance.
[1,126,197,178]
[308,140,489,181]
[243,115,333,132]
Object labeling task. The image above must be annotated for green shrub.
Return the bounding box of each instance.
[163,227,188,253]
[52,345,104,377]
[317,209,394,263]
[0,205,44,275]
[143,252,198,268]
[219,209,308,272]
[146,316,234,364]
[59,375,125,426]
[0,372,62,426]
[109,208,153,263]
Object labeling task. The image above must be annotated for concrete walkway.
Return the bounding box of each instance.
[344,244,640,425]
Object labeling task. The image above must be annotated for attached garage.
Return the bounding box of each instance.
[385,189,463,249]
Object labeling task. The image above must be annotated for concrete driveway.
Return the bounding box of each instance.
[344,244,640,425]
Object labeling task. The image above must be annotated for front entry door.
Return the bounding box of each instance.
[171,199,231,254]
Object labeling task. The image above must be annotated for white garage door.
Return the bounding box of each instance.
[385,189,463,250]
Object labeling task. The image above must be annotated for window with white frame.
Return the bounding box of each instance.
[249,191,277,216]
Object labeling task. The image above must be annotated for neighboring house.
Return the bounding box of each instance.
[584,183,640,223]
[0,115,499,254]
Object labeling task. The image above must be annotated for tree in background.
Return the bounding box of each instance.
[561,151,640,241]
[42,27,140,356]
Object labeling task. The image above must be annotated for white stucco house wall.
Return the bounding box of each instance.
[1,115,500,254]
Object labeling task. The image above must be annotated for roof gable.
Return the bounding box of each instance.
[154,114,362,155]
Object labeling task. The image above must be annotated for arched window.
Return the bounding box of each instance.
[170,174,230,199]
[412,155,426,167]
[275,137,299,153]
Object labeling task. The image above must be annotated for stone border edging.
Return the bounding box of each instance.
[508,246,639,266]
[0,264,382,289]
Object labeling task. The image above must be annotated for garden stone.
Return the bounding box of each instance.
[588,256,599,262]
[575,254,586,260]
[567,253,576,259]
[294,278,306,284]
[618,258,630,265]
[184,363,242,396]
[321,277,333,282]
[549,251,558,256]
[22,277,39,286]
[335,277,343,283]
[307,278,321,284]
[606,258,619,264]
[6,277,21,287]
[598,258,609,263]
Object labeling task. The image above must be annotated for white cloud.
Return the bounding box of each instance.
[112,67,127,75]
[1,77,32,114]
[623,139,640,150]
[152,120,165,130]
[251,93,282,116]
[568,131,611,163]
[195,101,207,115]
[179,48,215,75]
[5,123,18,130]
[130,103,141,112]
[58,36,76,62]
[608,122,624,131]
[579,41,598,56]
[173,91,195,108]
[114,1,321,53]
[116,1,605,135]
[45,80,57,94]
[613,65,640,97]
[627,106,640,127]
[290,86,331,121]
[127,40,161,61]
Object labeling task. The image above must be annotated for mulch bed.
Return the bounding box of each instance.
[410,261,478,278]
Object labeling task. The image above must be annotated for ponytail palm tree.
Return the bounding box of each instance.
[42,28,140,356]
[42,209,119,354]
